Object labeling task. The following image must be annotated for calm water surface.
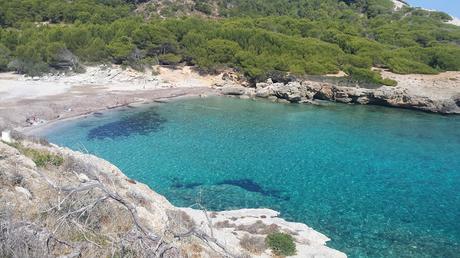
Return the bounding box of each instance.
[41,97,460,258]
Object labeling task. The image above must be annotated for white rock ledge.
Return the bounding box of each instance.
[181,208,347,258]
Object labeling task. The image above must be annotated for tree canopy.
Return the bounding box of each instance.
[0,0,459,85]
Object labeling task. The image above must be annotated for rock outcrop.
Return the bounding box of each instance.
[0,137,346,258]
[219,79,460,114]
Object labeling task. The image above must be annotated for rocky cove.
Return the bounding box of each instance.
[0,66,352,257]
[0,65,459,258]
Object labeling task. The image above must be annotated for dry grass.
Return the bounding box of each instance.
[214,220,236,229]
[237,220,279,235]
[166,209,196,235]
[181,242,205,258]
[239,234,267,255]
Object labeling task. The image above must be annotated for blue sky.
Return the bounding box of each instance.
[406,0,460,17]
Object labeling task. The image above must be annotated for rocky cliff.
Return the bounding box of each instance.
[0,134,346,258]
[219,78,460,114]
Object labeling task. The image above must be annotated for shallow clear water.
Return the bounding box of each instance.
[41,97,460,258]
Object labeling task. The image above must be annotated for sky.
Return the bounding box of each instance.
[406,0,460,17]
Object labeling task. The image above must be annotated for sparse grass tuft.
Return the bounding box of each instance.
[237,220,279,235]
[240,234,266,255]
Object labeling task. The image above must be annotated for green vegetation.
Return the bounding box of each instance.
[0,0,459,85]
[265,232,296,256]
[22,147,64,167]
[6,142,64,167]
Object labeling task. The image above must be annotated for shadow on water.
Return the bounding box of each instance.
[218,179,290,201]
[169,177,290,201]
[170,177,203,189]
[87,107,167,140]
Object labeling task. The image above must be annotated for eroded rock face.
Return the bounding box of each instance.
[221,78,460,114]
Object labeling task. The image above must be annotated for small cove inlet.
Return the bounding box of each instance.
[39,97,460,258]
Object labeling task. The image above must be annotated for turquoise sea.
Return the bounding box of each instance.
[40,97,460,258]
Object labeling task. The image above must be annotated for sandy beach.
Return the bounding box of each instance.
[1,65,459,134]
[0,65,222,132]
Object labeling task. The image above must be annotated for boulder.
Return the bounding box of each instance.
[356,96,370,105]
[239,95,251,99]
[274,82,304,103]
[314,85,334,100]
[335,97,353,103]
[221,87,246,96]
[256,82,269,89]
[255,87,271,98]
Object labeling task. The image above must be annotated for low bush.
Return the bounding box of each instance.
[21,147,64,167]
[6,142,64,167]
[265,232,296,257]
[386,57,438,74]
[345,66,397,86]
[158,53,182,66]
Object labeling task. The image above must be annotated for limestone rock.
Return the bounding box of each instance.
[255,87,271,98]
[15,186,32,200]
[181,208,347,258]
[221,87,246,96]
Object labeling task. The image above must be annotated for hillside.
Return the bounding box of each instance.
[1,0,460,86]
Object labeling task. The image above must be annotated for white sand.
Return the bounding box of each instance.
[379,70,460,100]
[0,65,224,102]
[0,65,222,129]
[0,74,71,101]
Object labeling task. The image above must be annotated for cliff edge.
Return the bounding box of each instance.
[0,135,345,258]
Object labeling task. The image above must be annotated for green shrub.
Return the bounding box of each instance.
[265,232,296,257]
[0,44,10,71]
[158,53,182,65]
[22,147,64,167]
[6,142,64,167]
[195,1,213,15]
[108,37,136,64]
[386,57,438,74]
[345,66,397,86]
[346,54,373,68]
[7,59,50,76]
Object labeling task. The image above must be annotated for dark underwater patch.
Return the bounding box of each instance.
[87,108,166,140]
[170,177,203,189]
[217,178,289,201]
[219,179,264,193]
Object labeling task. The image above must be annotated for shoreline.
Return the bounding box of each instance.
[1,65,459,134]
[2,64,459,257]
[22,92,215,136]
[0,66,222,132]
[0,66,349,257]
[217,73,460,114]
